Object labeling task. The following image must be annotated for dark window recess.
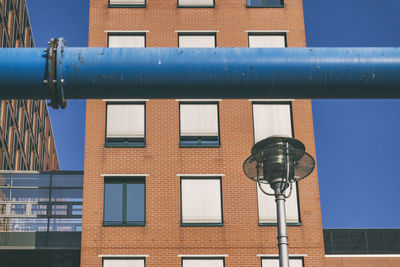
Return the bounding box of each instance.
[1,29,8,48]
[4,0,11,27]
[12,17,18,47]
[104,177,145,226]
[324,229,400,255]
[2,152,9,170]
[19,156,25,170]
[12,131,18,168]
[246,0,283,7]
[4,105,12,145]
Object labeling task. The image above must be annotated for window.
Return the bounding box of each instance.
[181,177,223,225]
[252,103,292,143]
[108,33,146,48]
[257,182,300,224]
[252,103,300,224]
[103,258,145,267]
[178,0,214,7]
[179,103,220,147]
[182,258,224,267]
[106,103,145,147]
[246,0,284,8]
[1,28,8,48]
[248,33,286,48]
[109,0,145,7]
[104,177,145,226]
[261,258,303,267]
[178,34,216,48]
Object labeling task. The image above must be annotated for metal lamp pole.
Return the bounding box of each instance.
[243,136,315,267]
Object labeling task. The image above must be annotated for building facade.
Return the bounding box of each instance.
[0,171,83,266]
[0,0,59,171]
[83,0,325,266]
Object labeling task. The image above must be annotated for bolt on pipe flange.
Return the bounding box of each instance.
[46,38,67,109]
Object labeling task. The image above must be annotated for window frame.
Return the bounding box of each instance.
[104,101,146,147]
[248,32,287,48]
[251,101,301,226]
[182,257,225,267]
[246,0,284,8]
[261,256,304,267]
[108,0,146,8]
[178,32,217,48]
[102,257,146,267]
[180,176,224,227]
[177,0,215,8]
[179,102,221,148]
[103,176,146,226]
[107,32,146,48]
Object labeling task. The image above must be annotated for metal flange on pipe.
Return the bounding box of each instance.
[1,38,400,108]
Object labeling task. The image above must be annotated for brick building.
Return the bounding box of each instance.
[83,0,325,266]
[0,0,59,171]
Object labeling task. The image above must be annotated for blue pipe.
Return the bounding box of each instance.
[1,39,400,108]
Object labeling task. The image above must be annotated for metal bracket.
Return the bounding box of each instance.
[45,38,67,109]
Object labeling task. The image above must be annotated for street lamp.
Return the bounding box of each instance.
[243,136,315,267]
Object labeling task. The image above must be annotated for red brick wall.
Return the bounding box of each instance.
[83,0,324,266]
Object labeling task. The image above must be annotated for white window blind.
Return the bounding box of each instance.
[183,259,224,267]
[103,259,145,267]
[106,104,145,138]
[109,0,145,6]
[179,35,215,48]
[181,178,222,223]
[180,104,218,136]
[108,35,145,48]
[249,35,285,48]
[262,258,303,267]
[178,0,214,6]
[258,182,299,223]
[253,104,292,143]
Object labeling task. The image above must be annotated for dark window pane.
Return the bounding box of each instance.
[10,189,49,201]
[72,205,82,215]
[7,218,48,232]
[0,174,11,186]
[0,204,6,215]
[247,0,282,7]
[0,188,10,201]
[31,204,47,215]
[51,173,83,187]
[51,189,82,202]
[104,183,123,224]
[11,204,26,214]
[11,174,50,187]
[49,218,82,232]
[52,205,68,215]
[126,183,145,223]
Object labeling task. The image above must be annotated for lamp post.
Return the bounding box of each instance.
[243,136,315,267]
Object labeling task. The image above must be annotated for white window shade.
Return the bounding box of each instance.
[179,35,215,48]
[253,104,292,143]
[109,0,145,5]
[178,0,214,6]
[181,178,222,223]
[183,259,224,267]
[262,258,303,267]
[258,182,299,224]
[108,35,145,48]
[180,104,218,136]
[103,259,145,267]
[106,104,145,138]
[249,35,285,48]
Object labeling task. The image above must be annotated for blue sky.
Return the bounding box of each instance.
[26,0,400,228]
